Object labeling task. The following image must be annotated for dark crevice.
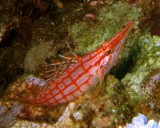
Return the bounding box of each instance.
[110,55,134,80]
[0,29,18,47]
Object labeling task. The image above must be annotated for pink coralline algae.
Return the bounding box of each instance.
[147,73,160,87]
[145,70,160,111]
[126,114,160,128]
[0,102,24,127]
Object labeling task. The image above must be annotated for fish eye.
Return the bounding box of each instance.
[107,50,112,54]
[31,78,35,81]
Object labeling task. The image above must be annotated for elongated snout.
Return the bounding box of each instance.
[102,21,135,54]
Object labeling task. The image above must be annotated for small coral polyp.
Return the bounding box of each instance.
[125,114,160,128]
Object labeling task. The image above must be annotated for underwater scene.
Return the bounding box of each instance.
[0,0,160,127]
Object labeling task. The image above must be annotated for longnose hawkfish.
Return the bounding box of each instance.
[9,21,135,106]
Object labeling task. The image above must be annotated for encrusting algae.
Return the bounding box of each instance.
[68,1,141,54]
[7,21,135,106]
[0,0,160,127]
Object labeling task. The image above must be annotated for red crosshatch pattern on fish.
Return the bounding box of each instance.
[18,21,135,106]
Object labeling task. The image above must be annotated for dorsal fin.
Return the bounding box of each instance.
[38,41,81,82]
[38,54,79,82]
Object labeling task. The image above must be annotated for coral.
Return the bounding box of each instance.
[54,102,76,127]
[145,69,160,112]
[0,101,24,128]
[122,34,160,94]
[119,34,160,120]
[6,74,127,127]
[12,120,55,128]
[1,0,159,127]
[24,43,51,72]
[23,16,60,73]
[125,114,160,128]
[68,1,142,54]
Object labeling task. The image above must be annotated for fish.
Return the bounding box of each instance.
[10,21,135,106]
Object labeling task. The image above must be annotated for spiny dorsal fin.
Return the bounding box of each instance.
[39,41,81,82]
[38,54,80,82]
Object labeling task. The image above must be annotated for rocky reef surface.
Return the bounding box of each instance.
[0,0,160,127]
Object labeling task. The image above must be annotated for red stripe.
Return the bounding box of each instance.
[41,48,112,104]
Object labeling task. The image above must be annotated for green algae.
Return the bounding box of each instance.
[2,0,160,127]
[103,34,160,122]
[103,42,159,122]
[24,43,52,72]
[122,34,160,94]
[68,1,142,54]
[120,34,160,116]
